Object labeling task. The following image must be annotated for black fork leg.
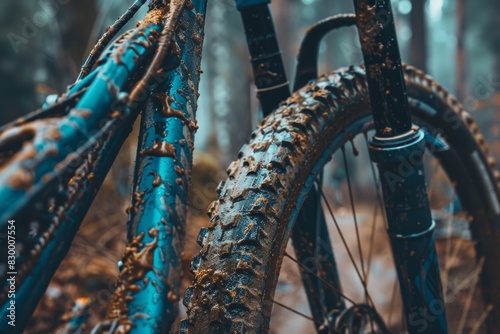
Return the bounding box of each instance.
[292,180,345,333]
[355,1,447,333]
[236,0,290,116]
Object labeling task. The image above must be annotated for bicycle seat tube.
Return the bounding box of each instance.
[355,1,447,333]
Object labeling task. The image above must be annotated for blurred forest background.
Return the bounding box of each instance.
[1,0,499,162]
[0,0,499,332]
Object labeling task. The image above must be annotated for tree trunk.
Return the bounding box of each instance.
[272,0,293,79]
[492,0,500,110]
[456,0,467,101]
[58,0,97,82]
[207,1,253,165]
[0,0,98,126]
[409,0,427,71]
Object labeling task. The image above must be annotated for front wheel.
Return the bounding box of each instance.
[181,65,500,333]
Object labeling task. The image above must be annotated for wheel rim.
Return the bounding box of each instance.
[271,111,491,333]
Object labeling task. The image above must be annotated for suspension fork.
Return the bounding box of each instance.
[355,1,447,333]
[235,0,290,116]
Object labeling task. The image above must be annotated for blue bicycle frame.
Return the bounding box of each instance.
[0,1,207,333]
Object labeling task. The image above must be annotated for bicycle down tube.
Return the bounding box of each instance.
[0,22,165,333]
[0,1,208,333]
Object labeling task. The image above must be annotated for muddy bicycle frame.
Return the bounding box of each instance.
[0,1,207,333]
[0,0,445,333]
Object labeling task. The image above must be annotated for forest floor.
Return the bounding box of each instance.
[26,185,486,334]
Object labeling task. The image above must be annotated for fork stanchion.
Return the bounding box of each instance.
[237,1,290,116]
[355,0,412,138]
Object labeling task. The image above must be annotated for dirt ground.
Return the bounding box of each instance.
[25,169,487,334]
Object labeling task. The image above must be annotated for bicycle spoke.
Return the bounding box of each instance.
[319,187,365,284]
[83,212,126,236]
[364,133,388,229]
[318,187,380,312]
[364,136,395,331]
[341,145,367,281]
[96,223,125,247]
[368,317,375,334]
[470,304,493,334]
[387,279,398,326]
[272,299,318,324]
[314,174,329,317]
[365,196,379,284]
[442,192,457,297]
[447,237,464,275]
[425,154,441,202]
[448,262,483,302]
[285,252,357,305]
[362,133,390,288]
[457,257,485,334]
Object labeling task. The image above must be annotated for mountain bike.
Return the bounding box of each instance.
[0,0,498,334]
[180,1,500,334]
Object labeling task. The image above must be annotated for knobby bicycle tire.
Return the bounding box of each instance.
[181,64,500,333]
